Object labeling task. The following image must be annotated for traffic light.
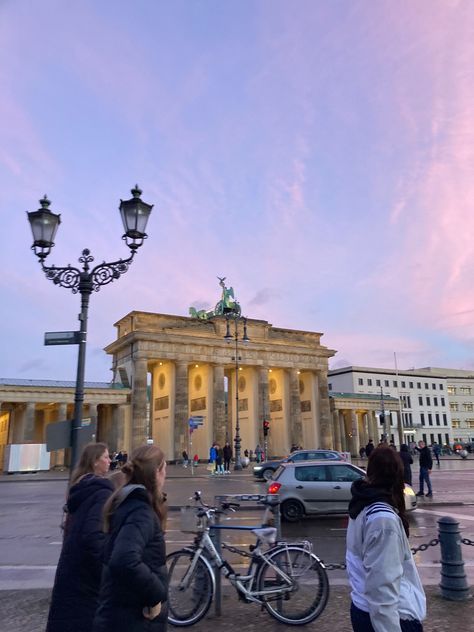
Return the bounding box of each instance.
[263,419,270,436]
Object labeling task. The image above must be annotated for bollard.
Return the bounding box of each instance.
[438,516,471,601]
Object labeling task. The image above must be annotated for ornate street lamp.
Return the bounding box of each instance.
[27,186,153,471]
[225,314,249,470]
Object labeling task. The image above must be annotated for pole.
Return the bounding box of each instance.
[394,352,404,446]
[70,277,92,473]
[233,321,242,470]
[380,386,389,442]
[189,425,194,477]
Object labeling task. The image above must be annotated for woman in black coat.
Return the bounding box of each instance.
[93,444,168,632]
[46,442,113,632]
[399,443,414,486]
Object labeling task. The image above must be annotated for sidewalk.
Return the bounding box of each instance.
[0,585,470,632]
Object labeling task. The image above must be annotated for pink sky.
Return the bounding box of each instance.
[1,1,474,381]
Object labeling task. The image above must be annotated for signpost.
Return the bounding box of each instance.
[44,331,81,346]
[188,416,204,475]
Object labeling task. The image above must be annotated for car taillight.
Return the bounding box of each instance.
[268,482,281,494]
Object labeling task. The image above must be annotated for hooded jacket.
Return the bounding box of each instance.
[93,484,168,632]
[46,474,114,632]
[346,479,426,632]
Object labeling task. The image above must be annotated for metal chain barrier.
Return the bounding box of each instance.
[324,562,346,571]
[461,537,474,546]
[410,538,439,555]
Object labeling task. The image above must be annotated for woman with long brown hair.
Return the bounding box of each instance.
[93,444,168,632]
[47,442,113,632]
[346,446,426,631]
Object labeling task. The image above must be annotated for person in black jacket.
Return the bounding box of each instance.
[223,442,232,473]
[93,444,168,632]
[46,442,113,632]
[416,440,433,497]
[399,443,414,486]
[364,439,375,458]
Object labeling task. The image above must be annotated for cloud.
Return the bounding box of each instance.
[248,288,279,306]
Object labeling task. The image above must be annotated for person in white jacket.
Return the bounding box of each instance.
[346,446,426,631]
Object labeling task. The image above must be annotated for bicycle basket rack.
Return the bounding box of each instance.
[180,506,202,533]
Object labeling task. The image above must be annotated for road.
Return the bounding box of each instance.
[1,457,473,589]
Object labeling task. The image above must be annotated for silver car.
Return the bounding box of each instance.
[267,461,417,521]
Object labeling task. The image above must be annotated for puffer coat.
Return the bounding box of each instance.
[92,484,168,632]
[46,474,114,632]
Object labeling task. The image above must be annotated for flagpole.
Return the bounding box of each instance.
[394,352,404,446]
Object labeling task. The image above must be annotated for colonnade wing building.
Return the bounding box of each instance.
[105,311,336,460]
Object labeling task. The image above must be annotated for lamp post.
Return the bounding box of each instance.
[380,386,389,442]
[224,314,249,470]
[27,186,153,472]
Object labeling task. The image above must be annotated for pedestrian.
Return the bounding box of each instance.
[215,444,224,474]
[364,439,374,458]
[223,442,232,473]
[182,450,189,468]
[415,440,433,497]
[209,443,217,474]
[399,443,413,486]
[193,454,199,467]
[46,443,113,632]
[432,442,441,466]
[93,444,168,632]
[255,444,263,463]
[389,440,397,450]
[346,446,426,631]
[359,446,366,459]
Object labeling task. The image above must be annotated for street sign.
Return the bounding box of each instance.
[44,331,81,346]
[46,418,97,451]
[188,415,204,426]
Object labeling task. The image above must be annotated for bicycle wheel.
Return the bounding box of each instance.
[167,549,214,626]
[256,544,329,625]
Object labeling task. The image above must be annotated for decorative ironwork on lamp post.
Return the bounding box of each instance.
[224,314,249,470]
[27,186,153,472]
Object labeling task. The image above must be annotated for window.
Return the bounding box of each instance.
[450,403,459,412]
[420,413,425,425]
[425,383,429,389]
[358,378,363,385]
[393,380,398,387]
[407,396,411,408]
[435,414,440,425]
[295,465,326,482]
[452,420,461,428]
[447,386,457,395]
[434,397,438,406]
[441,397,445,406]
[461,387,472,395]
[467,421,474,429]
[292,452,307,461]
[464,403,474,412]
[440,384,444,390]
[428,413,433,426]
[326,465,363,483]
[376,379,381,387]
[426,397,431,406]
[417,382,421,389]
[443,414,447,426]
[329,383,332,391]
[384,380,389,387]
[401,381,406,388]
[409,382,414,388]
[367,378,372,386]
[432,383,436,390]
[418,396,423,405]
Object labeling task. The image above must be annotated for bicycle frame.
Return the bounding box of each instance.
[179,525,296,605]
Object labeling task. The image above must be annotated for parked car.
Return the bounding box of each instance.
[253,449,347,481]
[267,460,417,521]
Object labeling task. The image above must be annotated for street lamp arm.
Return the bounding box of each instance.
[41,261,82,292]
[90,250,136,291]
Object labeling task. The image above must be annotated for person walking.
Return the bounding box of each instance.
[93,444,168,632]
[399,443,413,486]
[215,444,225,474]
[181,450,189,468]
[346,446,426,631]
[209,443,217,474]
[223,442,232,473]
[416,440,433,497]
[364,439,375,458]
[432,442,441,466]
[46,443,113,632]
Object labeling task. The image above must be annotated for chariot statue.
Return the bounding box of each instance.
[189,277,241,320]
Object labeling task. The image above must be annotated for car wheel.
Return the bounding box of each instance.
[281,499,304,522]
[262,468,274,481]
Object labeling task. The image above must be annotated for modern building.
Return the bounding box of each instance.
[328,366,454,448]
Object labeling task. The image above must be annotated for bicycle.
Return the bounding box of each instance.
[167,491,329,626]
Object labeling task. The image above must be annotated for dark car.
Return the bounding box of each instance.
[253,449,347,481]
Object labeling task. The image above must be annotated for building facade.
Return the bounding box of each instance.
[105,311,336,460]
[328,366,454,448]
